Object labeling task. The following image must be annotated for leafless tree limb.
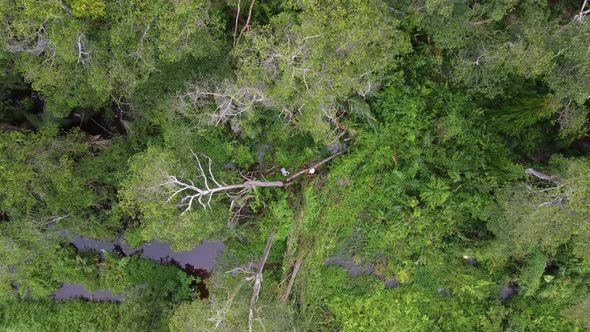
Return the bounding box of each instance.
[467,19,493,26]
[244,0,255,34]
[284,148,347,183]
[176,81,268,127]
[76,32,91,65]
[523,169,572,208]
[166,145,348,215]
[234,0,256,49]
[227,192,255,228]
[248,230,275,332]
[210,232,275,331]
[233,0,242,48]
[575,0,590,21]
[210,277,249,330]
[525,168,562,184]
[33,213,71,227]
[165,152,283,213]
[6,25,52,56]
[533,183,573,208]
[538,195,567,207]
[280,256,303,302]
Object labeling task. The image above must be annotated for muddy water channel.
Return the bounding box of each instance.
[53,236,223,302]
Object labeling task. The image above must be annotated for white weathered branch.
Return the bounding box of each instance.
[248,230,275,332]
[165,152,283,213]
[166,146,348,214]
[76,32,91,65]
[176,81,268,126]
[524,169,572,208]
[525,168,562,184]
[209,232,276,331]
[280,256,303,302]
[7,26,52,56]
[575,0,590,21]
[284,148,346,183]
[210,277,249,330]
[34,213,71,226]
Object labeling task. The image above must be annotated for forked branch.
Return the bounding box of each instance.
[233,0,256,49]
[165,151,283,213]
[575,0,590,21]
[213,231,276,331]
[76,32,91,65]
[248,230,275,332]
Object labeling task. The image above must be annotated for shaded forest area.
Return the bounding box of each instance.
[1,0,590,330]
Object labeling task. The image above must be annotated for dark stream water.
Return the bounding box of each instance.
[53,283,125,302]
[53,236,223,302]
[55,237,513,302]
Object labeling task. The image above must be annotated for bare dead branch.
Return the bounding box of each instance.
[175,81,268,127]
[210,232,275,331]
[7,26,52,56]
[280,257,303,302]
[227,193,255,228]
[525,168,562,184]
[165,152,283,213]
[33,213,71,227]
[233,0,242,48]
[166,144,348,214]
[467,19,493,26]
[234,0,256,49]
[210,277,249,330]
[249,230,275,332]
[244,0,255,33]
[76,32,91,65]
[575,0,590,21]
[285,148,347,183]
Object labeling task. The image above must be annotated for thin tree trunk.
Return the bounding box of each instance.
[285,149,347,183]
[249,230,275,332]
[280,257,303,302]
[233,0,241,48]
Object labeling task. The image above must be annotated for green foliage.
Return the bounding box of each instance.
[0,127,89,219]
[562,295,590,330]
[119,146,230,250]
[0,126,131,238]
[415,0,590,139]
[0,300,121,331]
[1,0,225,117]
[287,80,525,329]
[67,0,106,18]
[0,288,182,331]
[0,223,64,299]
[168,263,295,331]
[1,1,590,330]
[329,287,510,332]
[0,249,194,331]
[519,249,548,296]
[97,253,193,300]
[489,156,590,259]
[489,94,558,135]
[229,0,411,141]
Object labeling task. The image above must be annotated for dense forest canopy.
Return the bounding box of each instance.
[1,0,590,330]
